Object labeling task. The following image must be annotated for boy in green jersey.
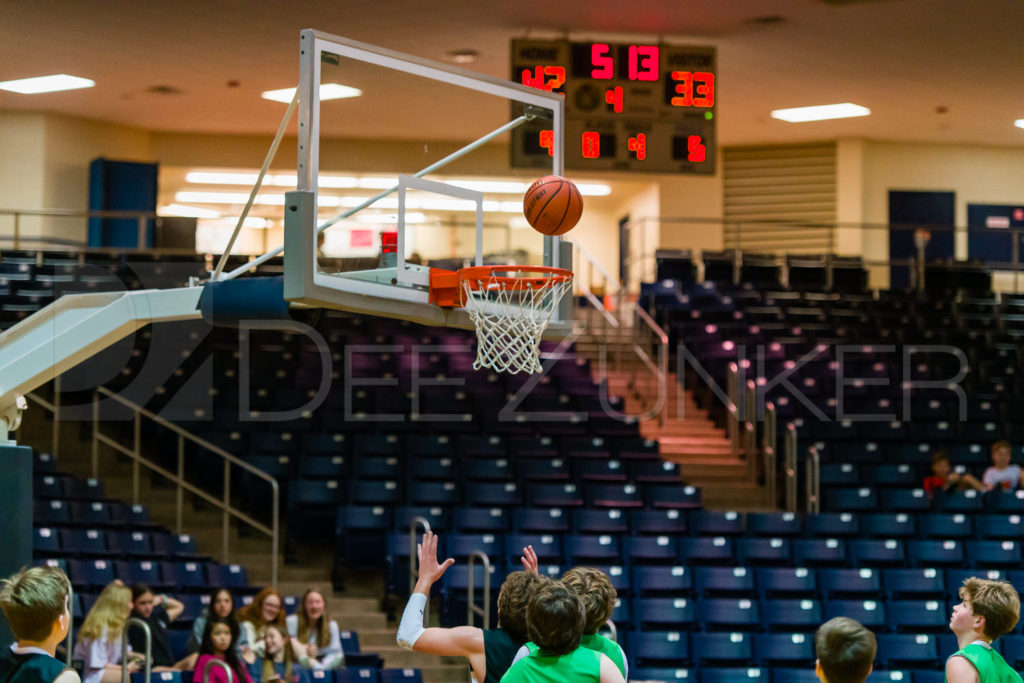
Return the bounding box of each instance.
[499,579,623,683]
[815,617,876,683]
[946,577,1023,683]
[0,566,80,683]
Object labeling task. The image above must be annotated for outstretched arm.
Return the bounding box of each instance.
[396,530,456,650]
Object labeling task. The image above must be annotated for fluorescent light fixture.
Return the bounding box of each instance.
[0,74,94,94]
[449,180,529,194]
[185,171,259,185]
[160,204,221,219]
[318,175,359,188]
[261,83,362,103]
[358,177,397,189]
[771,103,871,123]
[576,183,612,197]
[1015,119,1024,130]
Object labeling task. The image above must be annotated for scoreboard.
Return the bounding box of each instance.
[510,39,717,174]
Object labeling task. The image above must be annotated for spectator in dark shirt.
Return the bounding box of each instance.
[923,450,984,496]
[127,584,189,670]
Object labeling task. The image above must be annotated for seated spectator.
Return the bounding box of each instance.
[245,624,309,683]
[983,440,1023,491]
[189,588,247,656]
[193,616,252,683]
[0,565,80,683]
[285,589,343,670]
[73,582,141,683]
[924,450,985,496]
[128,584,190,670]
[236,589,285,660]
[499,578,623,683]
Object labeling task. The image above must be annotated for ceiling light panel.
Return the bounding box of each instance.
[0,74,94,94]
[771,103,871,122]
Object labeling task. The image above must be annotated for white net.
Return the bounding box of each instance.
[460,268,573,375]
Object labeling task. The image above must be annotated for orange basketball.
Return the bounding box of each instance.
[523,175,584,236]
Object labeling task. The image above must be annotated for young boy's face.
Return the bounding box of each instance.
[950,597,981,637]
[933,459,950,477]
[993,447,1011,469]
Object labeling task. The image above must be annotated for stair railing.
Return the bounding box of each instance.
[90,386,279,587]
[806,445,821,514]
[408,516,432,622]
[121,618,151,683]
[628,305,669,426]
[744,378,757,477]
[466,551,492,630]
[203,658,235,683]
[726,363,741,458]
[763,402,778,509]
[784,422,798,513]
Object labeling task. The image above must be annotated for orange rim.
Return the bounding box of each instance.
[458,265,573,291]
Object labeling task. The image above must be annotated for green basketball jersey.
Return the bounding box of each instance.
[947,642,1023,683]
[501,645,602,683]
[580,634,626,678]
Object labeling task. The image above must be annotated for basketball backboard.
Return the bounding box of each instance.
[282,29,572,335]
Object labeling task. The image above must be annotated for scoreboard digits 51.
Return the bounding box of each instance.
[510,39,717,174]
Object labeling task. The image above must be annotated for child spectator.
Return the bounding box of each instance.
[285,589,343,670]
[814,616,876,683]
[189,589,247,656]
[72,582,140,683]
[946,577,1022,682]
[924,450,985,496]
[193,616,251,683]
[499,579,623,683]
[0,566,80,683]
[246,624,308,683]
[236,589,285,660]
[127,584,186,669]
[982,441,1023,491]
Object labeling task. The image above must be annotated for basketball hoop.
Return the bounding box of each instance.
[457,265,573,375]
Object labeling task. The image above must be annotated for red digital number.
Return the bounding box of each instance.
[520,66,566,93]
[671,71,715,107]
[582,131,601,159]
[605,86,623,113]
[591,44,613,79]
[539,130,554,157]
[687,135,706,162]
[627,133,646,161]
[628,45,659,81]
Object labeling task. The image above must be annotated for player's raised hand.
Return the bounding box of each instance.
[520,545,539,574]
[416,530,455,586]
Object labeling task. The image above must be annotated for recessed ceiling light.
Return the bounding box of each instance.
[0,74,94,94]
[261,83,362,103]
[771,103,871,123]
[1015,119,1024,130]
[445,49,480,64]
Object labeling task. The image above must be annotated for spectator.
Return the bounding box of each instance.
[127,584,187,669]
[499,579,623,683]
[285,589,343,670]
[982,441,1023,491]
[189,589,247,656]
[0,566,80,683]
[236,589,285,660]
[193,616,251,683]
[814,616,876,683]
[246,624,308,683]
[397,530,542,683]
[946,577,1021,682]
[72,582,141,683]
[924,450,985,496]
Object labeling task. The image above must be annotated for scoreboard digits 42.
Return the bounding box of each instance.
[510,39,717,174]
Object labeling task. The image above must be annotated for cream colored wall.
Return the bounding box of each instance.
[0,112,47,238]
[836,139,865,256]
[655,173,725,253]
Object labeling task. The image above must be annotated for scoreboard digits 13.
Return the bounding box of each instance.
[509,39,717,174]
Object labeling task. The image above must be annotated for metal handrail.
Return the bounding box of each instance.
[203,657,235,683]
[806,446,821,514]
[726,364,740,457]
[764,402,777,509]
[121,618,151,683]
[408,516,432,624]
[784,422,798,514]
[744,378,757,474]
[90,386,279,587]
[466,550,492,630]
[0,207,162,251]
[628,304,669,426]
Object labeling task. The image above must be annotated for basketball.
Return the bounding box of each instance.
[523,175,584,236]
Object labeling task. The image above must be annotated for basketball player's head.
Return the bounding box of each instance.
[815,617,876,683]
[0,566,72,646]
[561,567,616,636]
[953,577,1020,641]
[526,578,585,656]
[496,571,542,642]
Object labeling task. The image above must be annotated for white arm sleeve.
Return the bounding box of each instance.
[396,593,428,650]
[511,645,529,665]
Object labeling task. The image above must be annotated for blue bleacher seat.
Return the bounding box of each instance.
[906,539,964,567]
[466,482,522,508]
[883,568,946,599]
[760,599,822,632]
[756,568,816,598]
[632,566,692,596]
[819,568,882,599]
[999,634,1024,668]
[447,533,503,561]
[132,672,183,683]
[753,632,815,667]
[335,668,381,683]
[848,539,906,567]
[451,507,508,533]
[632,509,688,535]
[528,482,584,508]
[735,537,791,566]
[630,631,690,668]
[645,484,701,509]
[628,669,694,682]
[206,564,247,588]
[889,599,949,632]
[632,597,696,629]
[966,540,1022,567]
[408,480,463,507]
[59,528,109,556]
[946,569,1008,596]
[572,509,629,535]
[975,514,1024,539]
[163,561,208,589]
[699,599,761,631]
[694,567,756,597]
[804,513,859,537]
[745,512,802,537]
[690,511,745,536]
[770,670,820,683]
[792,538,847,567]
[504,533,563,563]
[935,490,985,514]
[690,632,755,666]
[861,513,916,538]
[32,527,61,556]
[678,537,734,565]
[115,560,162,587]
[699,669,769,683]
[622,535,678,564]
[152,533,199,558]
[339,630,360,655]
[884,488,932,513]
[394,506,449,534]
[875,634,939,669]
[348,479,399,506]
[918,513,972,538]
[565,534,621,564]
[826,487,878,512]
[824,599,887,630]
[67,559,116,589]
[379,670,423,683]
[513,508,570,533]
